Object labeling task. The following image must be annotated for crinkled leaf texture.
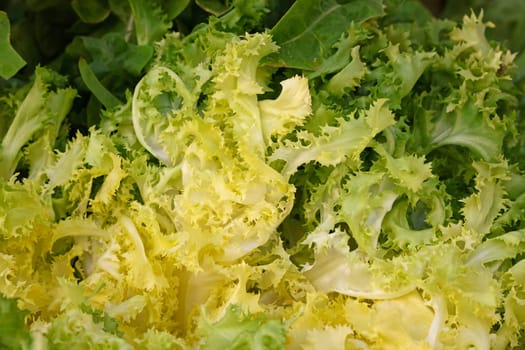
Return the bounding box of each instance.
[1,2,525,350]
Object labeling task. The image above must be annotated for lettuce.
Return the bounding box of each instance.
[0,67,76,180]
[197,304,287,350]
[0,296,33,350]
[0,11,26,79]
[1,0,525,349]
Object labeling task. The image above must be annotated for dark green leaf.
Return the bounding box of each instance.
[269,0,384,70]
[24,0,63,12]
[165,0,192,20]
[195,0,229,16]
[78,58,122,109]
[382,0,433,26]
[68,33,153,77]
[71,0,111,24]
[107,0,132,23]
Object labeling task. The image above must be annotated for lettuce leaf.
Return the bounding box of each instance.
[0,11,26,79]
[0,295,33,350]
[1,0,525,348]
[0,67,76,180]
[197,304,287,350]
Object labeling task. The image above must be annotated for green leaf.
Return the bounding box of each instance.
[46,308,133,350]
[135,329,188,350]
[269,99,396,178]
[0,179,54,239]
[67,33,154,77]
[198,305,287,350]
[269,0,384,70]
[429,101,506,161]
[23,0,63,12]
[195,0,229,16]
[108,0,133,23]
[0,11,26,79]
[462,161,508,236]
[0,66,76,180]
[128,0,171,45]
[0,295,32,350]
[165,0,192,20]
[80,303,122,336]
[78,58,122,109]
[323,45,366,96]
[71,0,111,23]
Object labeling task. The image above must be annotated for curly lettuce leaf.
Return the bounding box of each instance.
[428,101,508,162]
[210,32,278,157]
[323,45,367,97]
[151,118,294,265]
[132,65,209,165]
[0,179,54,239]
[0,1,524,348]
[45,307,133,350]
[462,161,509,236]
[197,304,287,350]
[0,67,76,180]
[343,292,434,349]
[302,229,419,299]
[497,259,525,349]
[259,75,312,143]
[134,328,188,350]
[269,98,396,178]
[301,325,354,350]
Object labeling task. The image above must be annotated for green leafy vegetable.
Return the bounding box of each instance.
[0,11,26,79]
[0,295,33,350]
[197,305,287,350]
[269,0,384,70]
[1,0,525,349]
[0,66,76,179]
[78,58,122,109]
[46,307,133,350]
[71,0,111,24]
[128,0,172,46]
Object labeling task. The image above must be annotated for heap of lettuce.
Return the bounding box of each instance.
[1,0,525,349]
